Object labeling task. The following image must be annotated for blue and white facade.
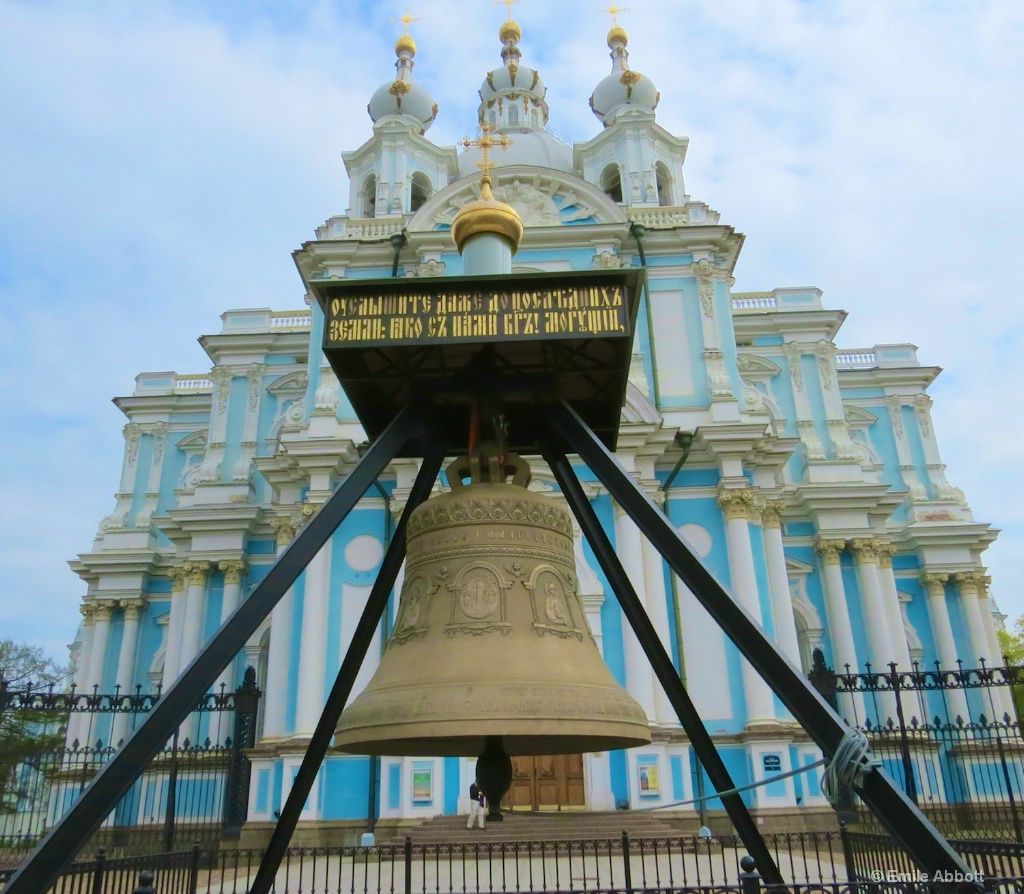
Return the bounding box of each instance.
[68,20,1004,832]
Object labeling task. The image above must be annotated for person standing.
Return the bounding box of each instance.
[467,780,486,829]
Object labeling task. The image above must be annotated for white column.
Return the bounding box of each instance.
[586,752,616,811]
[110,599,146,746]
[979,576,1006,666]
[162,568,188,688]
[295,542,331,735]
[815,539,863,720]
[87,600,115,695]
[877,545,915,671]
[179,561,211,674]
[921,572,970,722]
[955,571,1015,722]
[850,539,898,722]
[179,561,211,742]
[68,604,96,747]
[761,500,801,663]
[718,489,778,726]
[641,492,676,725]
[263,516,298,738]
[613,502,657,722]
[210,559,248,745]
[850,539,895,665]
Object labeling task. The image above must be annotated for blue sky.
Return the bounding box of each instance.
[1,0,1022,661]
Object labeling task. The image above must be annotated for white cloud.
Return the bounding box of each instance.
[0,0,1021,656]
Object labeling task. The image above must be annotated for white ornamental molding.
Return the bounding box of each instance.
[247,363,267,411]
[784,342,805,392]
[694,258,716,317]
[124,423,142,467]
[210,367,233,416]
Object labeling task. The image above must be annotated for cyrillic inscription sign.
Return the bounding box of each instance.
[325,281,629,347]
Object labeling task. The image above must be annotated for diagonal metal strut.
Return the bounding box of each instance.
[544,445,785,886]
[542,398,972,878]
[248,445,445,894]
[5,402,425,894]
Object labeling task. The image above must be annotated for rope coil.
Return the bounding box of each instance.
[821,727,882,805]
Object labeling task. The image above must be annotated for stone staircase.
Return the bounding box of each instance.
[388,810,699,846]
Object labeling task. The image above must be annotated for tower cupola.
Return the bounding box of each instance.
[368,11,438,134]
[589,9,659,127]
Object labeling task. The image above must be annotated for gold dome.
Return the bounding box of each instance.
[451,180,523,254]
[395,32,417,56]
[607,25,628,47]
[499,18,522,44]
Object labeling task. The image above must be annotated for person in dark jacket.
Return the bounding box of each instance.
[467,780,486,829]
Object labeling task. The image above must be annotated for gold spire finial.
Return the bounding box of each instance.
[391,6,422,55]
[452,123,522,253]
[460,122,512,199]
[494,0,524,22]
[598,2,630,27]
[392,6,422,34]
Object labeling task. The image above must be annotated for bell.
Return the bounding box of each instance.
[334,449,651,810]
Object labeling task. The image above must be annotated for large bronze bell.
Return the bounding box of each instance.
[334,449,651,812]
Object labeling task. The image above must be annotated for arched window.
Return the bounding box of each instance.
[655,161,673,206]
[362,174,377,218]
[600,164,623,203]
[410,171,432,213]
[508,104,520,127]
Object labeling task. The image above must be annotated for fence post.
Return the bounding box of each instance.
[222,667,260,838]
[90,848,107,894]
[132,869,156,894]
[164,730,180,853]
[891,662,918,804]
[621,831,632,894]
[188,842,201,894]
[404,835,413,894]
[839,821,858,882]
[738,855,761,894]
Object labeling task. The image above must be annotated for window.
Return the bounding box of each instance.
[600,164,622,203]
[363,174,377,218]
[655,161,672,206]
[410,172,432,213]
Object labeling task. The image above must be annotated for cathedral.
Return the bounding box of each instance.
[65,11,1003,840]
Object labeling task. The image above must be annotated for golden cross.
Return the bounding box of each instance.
[461,123,512,190]
[391,6,422,34]
[598,2,630,27]
[494,0,524,22]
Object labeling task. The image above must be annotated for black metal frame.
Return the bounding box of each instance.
[7,397,975,892]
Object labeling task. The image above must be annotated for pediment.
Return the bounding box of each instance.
[267,371,310,396]
[176,430,208,451]
[736,353,782,378]
[620,382,661,425]
[408,166,628,233]
[844,405,878,426]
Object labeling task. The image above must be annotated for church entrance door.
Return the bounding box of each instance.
[503,754,586,810]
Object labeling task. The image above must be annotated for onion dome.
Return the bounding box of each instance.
[368,33,438,134]
[459,17,573,176]
[589,25,659,127]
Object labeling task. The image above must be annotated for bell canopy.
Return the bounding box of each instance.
[589,8,659,127]
[367,11,438,134]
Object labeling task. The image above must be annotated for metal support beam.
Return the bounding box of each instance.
[544,446,784,886]
[6,403,425,894]
[249,446,444,894]
[542,399,972,877]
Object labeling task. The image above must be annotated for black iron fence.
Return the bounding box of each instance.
[0,845,201,893]
[0,669,259,860]
[809,652,1024,842]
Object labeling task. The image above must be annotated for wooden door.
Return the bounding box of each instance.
[503,754,585,810]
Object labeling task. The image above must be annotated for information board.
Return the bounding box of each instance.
[324,280,629,347]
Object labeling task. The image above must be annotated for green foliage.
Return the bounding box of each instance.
[997,617,1024,721]
[0,640,69,815]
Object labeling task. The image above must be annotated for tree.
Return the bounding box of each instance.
[0,640,68,818]
[998,617,1024,721]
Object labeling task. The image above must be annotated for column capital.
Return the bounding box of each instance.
[876,542,897,568]
[920,571,949,595]
[171,566,188,592]
[849,537,881,563]
[80,603,96,624]
[92,599,117,622]
[979,574,992,599]
[184,560,212,587]
[953,569,986,594]
[646,487,666,508]
[814,538,846,566]
[121,598,147,621]
[716,487,760,522]
[270,514,298,547]
[761,499,786,529]
[219,558,249,585]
